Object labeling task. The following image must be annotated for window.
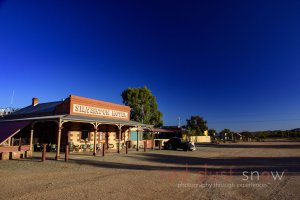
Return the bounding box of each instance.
[81,130,89,141]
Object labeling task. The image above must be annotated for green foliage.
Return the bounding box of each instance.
[208,129,216,136]
[250,130,300,139]
[121,86,163,127]
[240,131,254,141]
[186,115,208,136]
[208,128,217,142]
[220,128,231,135]
[220,128,231,143]
[143,132,152,140]
[257,132,269,139]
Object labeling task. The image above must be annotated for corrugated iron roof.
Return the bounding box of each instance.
[7,101,62,116]
[0,114,152,128]
[143,128,174,133]
[63,114,151,127]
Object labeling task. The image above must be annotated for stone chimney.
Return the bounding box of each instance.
[32,98,38,106]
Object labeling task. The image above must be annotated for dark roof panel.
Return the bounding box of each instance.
[9,101,62,116]
[0,121,30,145]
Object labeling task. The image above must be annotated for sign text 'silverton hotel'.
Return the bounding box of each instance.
[73,104,128,119]
[0,95,152,160]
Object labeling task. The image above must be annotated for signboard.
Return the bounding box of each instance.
[73,104,128,119]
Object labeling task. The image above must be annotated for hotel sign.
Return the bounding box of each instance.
[73,104,128,119]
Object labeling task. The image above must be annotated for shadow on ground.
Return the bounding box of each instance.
[41,153,300,176]
[23,142,300,176]
[196,142,300,149]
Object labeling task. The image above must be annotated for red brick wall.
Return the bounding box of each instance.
[54,97,71,115]
[0,145,30,153]
[68,95,130,121]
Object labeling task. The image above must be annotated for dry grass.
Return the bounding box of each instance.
[0,141,300,200]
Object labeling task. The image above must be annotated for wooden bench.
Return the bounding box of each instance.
[0,150,32,160]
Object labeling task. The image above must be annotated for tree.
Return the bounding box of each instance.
[208,128,217,141]
[121,86,163,127]
[208,129,216,136]
[220,128,231,143]
[186,116,208,136]
[257,132,268,140]
[240,131,253,141]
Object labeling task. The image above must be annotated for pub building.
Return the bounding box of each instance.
[0,95,152,160]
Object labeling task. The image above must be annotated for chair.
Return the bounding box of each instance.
[36,143,41,151]
[117,142,125,150]
[51,144,57,152]
[69,143,74,152]
[74,145,80,152]
[89,144,94,151]
[96,143,101,152]
[81,144,87,152]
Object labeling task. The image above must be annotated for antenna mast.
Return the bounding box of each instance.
[10,90,15,108]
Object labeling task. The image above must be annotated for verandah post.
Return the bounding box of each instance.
[55,119,63,160]
[102,143,105,157]
[42,144,46,162]
[65,144,69,162]
[136,128,139,151]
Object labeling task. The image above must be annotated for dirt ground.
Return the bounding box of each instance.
[1,141,300,200]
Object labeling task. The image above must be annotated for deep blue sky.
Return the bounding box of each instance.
[1,0,300,131]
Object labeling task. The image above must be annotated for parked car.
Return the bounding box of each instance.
[164,137,196,151]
